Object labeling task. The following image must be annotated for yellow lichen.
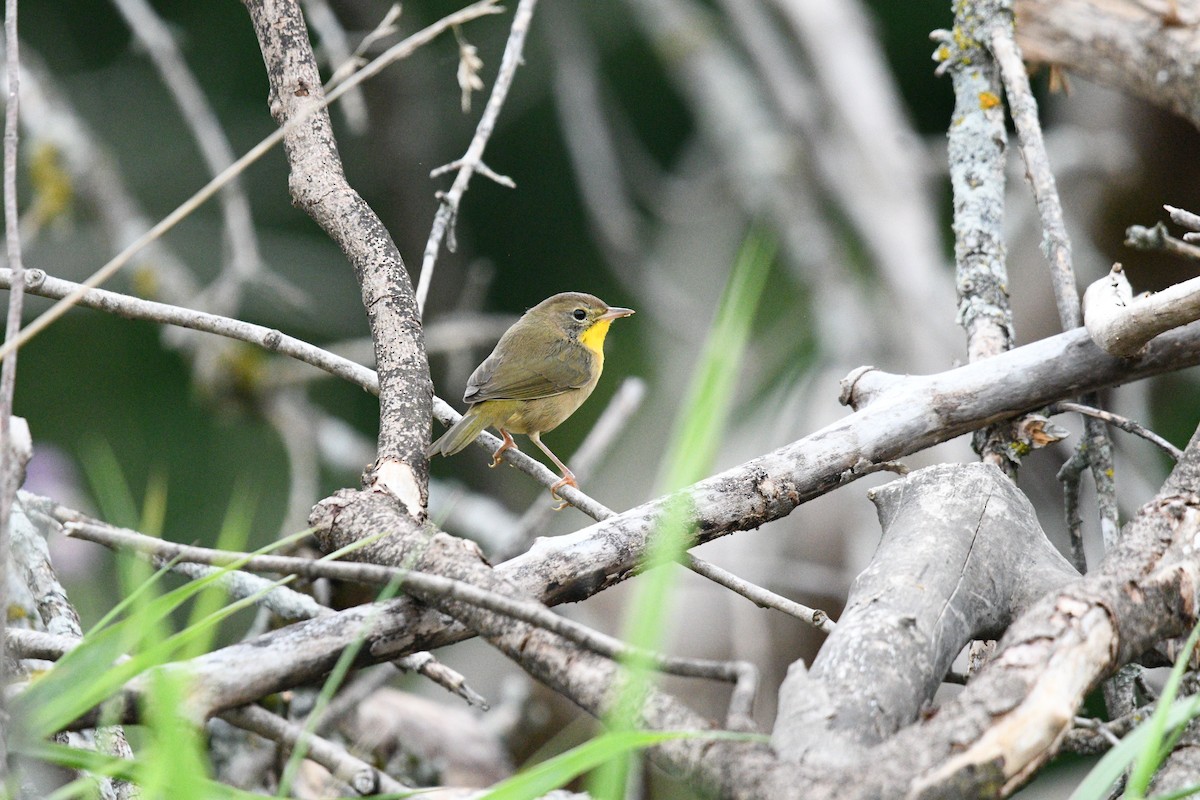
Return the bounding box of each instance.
[979,91,1001,110]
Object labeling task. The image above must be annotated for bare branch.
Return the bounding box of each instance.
[221,704,410,796]
[301,0,369,132]
[417,0,538,313]
[0,0,502,362]
[60,512,757,716]
[1014,0,1200,130]
[114,321,1200,724]
[243,0,431,518]
[684,554,835,634]
[773,463,1078,763]
[1127,220,1200,262]
[1056,449,1090,573]
[933,2,1017,473]
[984,0,1122,551]
[0,268,379,391]
[0,0,24,710]
[111,0,264,317]
[1050,400,1184,460]
[1083,262,1200,358]
[0,268,617,516]
[1168,203,1200,236]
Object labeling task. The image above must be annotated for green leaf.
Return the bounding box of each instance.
[140,669,212,800]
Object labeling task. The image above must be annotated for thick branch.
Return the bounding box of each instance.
[242,0,431,519]
[772,464,1078,767]
[1015,0,1200,130]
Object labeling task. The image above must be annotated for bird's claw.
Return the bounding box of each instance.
[549,476,578,510]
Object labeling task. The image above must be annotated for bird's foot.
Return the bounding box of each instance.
[549,474,579,510]
[489,430,518,468]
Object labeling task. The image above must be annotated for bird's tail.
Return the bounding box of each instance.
[427,410,489,458]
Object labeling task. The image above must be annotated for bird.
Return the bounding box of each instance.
[427,292,634,507]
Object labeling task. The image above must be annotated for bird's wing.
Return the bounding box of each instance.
[464,341,593,403]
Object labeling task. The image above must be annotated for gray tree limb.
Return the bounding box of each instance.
[242,0,431,520]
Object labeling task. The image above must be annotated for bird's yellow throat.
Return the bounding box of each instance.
[579,318,614,360]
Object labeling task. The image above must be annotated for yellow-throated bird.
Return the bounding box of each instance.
[427,292,634,507]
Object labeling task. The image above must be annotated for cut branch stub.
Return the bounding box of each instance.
[1083,263,1200,358]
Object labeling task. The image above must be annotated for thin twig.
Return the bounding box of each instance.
[0,0,25,718]
[392,651,490,709]
[684,555,835,634]
[546,5,642,268]
[989,9,1121,550]
[1126,220,1200,262]
[989,25,1077,328]
[264,391,324,541]
[0,268,379,391]
[221,704,409,796]
[161,559,327,621]
[0,0,504,361]
[62,514,758,699]
[5,628,405,794]
[23,495,487,708]
[416,0,538,313]
[111,0,264,316]
[1056,450,1089,573]
[1065,708,1156,755]
[301,0,369,132]
[1167,204,1200,235]
[1050,401,1183,460]
[17,49,202,303]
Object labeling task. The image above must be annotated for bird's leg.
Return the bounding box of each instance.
[529,432,578,510]
[489,429,518,468]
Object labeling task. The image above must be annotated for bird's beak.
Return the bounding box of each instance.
[600,306,635,321]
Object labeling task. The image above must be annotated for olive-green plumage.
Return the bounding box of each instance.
[428,292,634,505]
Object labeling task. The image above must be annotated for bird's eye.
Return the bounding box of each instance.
[572,308,587,321]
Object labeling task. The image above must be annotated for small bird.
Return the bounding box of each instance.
[427,292,634,507]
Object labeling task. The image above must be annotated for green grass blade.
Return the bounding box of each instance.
[12,554,290,742]
[656,230,775,494]
[138,668,211,800]
[591,230,775,799]
[1126,623,1200,798]
[483,730,765,800]
[1147,783,1200,800]
[140,468,169,537]
[181,482,260,659]
[1069,694,1200,800]
[79,438,140,529]
[25,740,262,800]
[276,574,406,797]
